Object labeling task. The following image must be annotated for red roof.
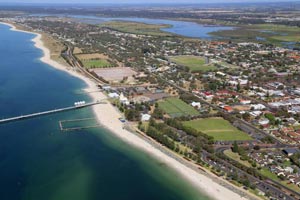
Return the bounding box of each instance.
[224,106,233,112]
[204,92,212,96]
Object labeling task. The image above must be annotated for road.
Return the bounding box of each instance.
[202,148,297,200]
[62,45,106,85]
[155,74,300,199]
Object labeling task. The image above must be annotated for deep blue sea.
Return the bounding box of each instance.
[0,24,212,200]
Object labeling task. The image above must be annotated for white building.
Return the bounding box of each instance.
[141,114,151,121]
[119,93,130,105]
[251,104,266,110]
[108,92,119,98]
[191,102,201,109]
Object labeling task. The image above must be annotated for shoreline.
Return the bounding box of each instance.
[0,21,257,200]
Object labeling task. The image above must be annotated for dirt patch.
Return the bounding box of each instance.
[91,67,137,82]
[73,47,83,54]
[76,53,109,60]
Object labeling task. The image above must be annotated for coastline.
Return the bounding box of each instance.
[0,21,258,200]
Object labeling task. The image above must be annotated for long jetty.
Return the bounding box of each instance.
[0,101,105,124]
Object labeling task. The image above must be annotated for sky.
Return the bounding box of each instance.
[0,0,299,4]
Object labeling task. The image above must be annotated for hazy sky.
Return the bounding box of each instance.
[0,0,299,4]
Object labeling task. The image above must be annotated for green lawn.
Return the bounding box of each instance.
[224,149,252,167]
[260,168,280,181]
[158,97,199,118]
[82,59,113,68]
[183,117,253,141]
[100,21,172,36]
[170,56,217,72]
[256,24,300,42]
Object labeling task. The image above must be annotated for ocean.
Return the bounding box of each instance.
[0,23,212,200]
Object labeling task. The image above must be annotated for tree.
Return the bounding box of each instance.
[278,174,285,181]
[153,108,164,119]
[265,113,275,125]
[209,82,218,91]
[242,112,251,121]
[243,178,250,188]
[261,136,275,144]
[253,145,260,151]
[125,109,139,121]
[236,83,241,92]
[232,141,239,153]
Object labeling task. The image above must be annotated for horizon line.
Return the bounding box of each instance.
[0,1,300,5]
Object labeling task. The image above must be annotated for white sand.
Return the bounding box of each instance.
[0,21,257,200]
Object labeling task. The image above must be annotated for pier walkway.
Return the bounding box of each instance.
[0,101,105,124]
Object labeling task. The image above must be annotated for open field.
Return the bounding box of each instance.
[76,53,114,68]
[224,149,252,167]
[76,53,108,60]
[183,117,253,141]
[170,56,217,72]
[158,97,199,118]
[218,61,239,69]
[82,59,112,68]
[91,67,136,82]
[73,47,83,54]
[253,24,300,43]
[100,21,172,36]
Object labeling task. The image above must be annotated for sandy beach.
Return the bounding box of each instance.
[0,21,257,200]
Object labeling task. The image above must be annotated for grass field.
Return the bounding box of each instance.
[100,21,172,36]
[76,53,114,68]
[158,97,199,118]
[170,56,217,72]
[82,59,113,68]
[254,24,300,43]
[183,117,253,141]
[224,149,252,167]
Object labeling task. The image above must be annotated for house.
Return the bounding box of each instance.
[285,167,294,173]
[202,92,214,100]
[216,71,226,77]
[223,106,233,113]
[277,172,286,177]
[295,179,300,187]
[102,85,111,91]
[191,102,201,109]
[287,131,300,139]
[250,111,262,117]
[283,149,299,157]
[259,119,270,126]
[108,92,119,98]
[132,95,151,103]
[119,93,130,105]
[240,99,251,105]
[228,80,238,86]
[141,114,151,121]
[135,87,147,94]
[251,104,266,110]
[239,79,248,85]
